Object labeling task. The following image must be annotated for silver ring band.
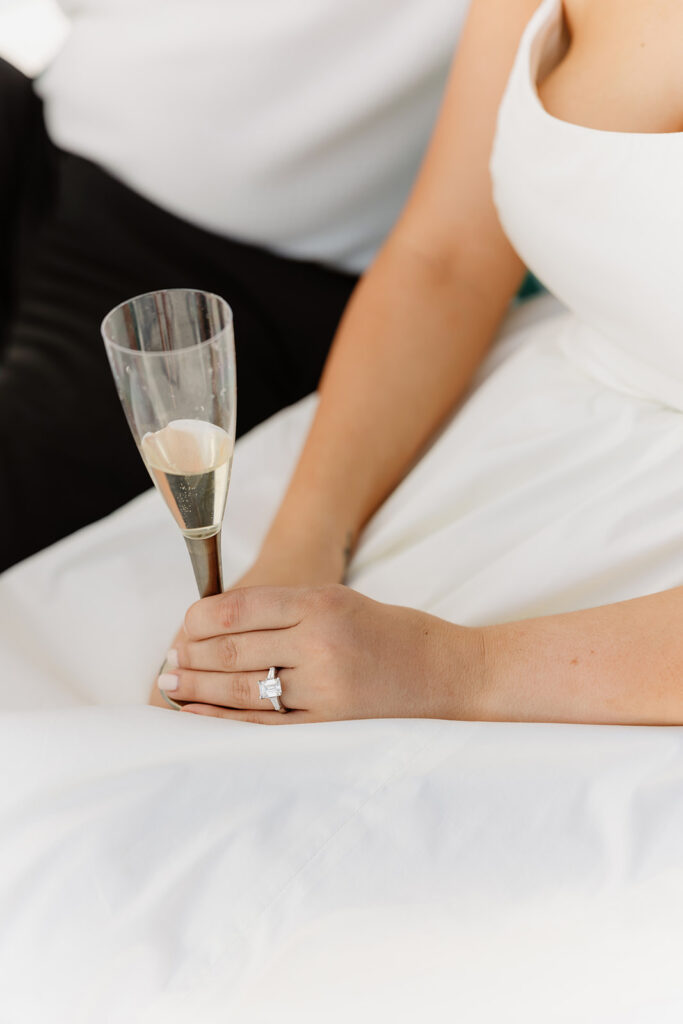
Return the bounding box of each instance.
[258,666,287,712]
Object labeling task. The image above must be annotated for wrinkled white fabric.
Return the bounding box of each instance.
[2,0,683,1020]
[1,707,683,1024]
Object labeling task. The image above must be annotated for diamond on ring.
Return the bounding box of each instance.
[258,676,282,701]
[257,667,287,712]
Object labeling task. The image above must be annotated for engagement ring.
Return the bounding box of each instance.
[258,667,287,712]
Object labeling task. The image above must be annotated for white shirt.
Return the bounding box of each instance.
[36,0,469,272]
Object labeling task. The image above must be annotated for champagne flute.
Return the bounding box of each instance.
[101,289,236,706]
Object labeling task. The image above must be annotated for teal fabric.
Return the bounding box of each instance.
[517,271,543,301]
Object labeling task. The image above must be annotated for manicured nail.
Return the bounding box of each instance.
[166,649,179,669]
[158,673,179,692]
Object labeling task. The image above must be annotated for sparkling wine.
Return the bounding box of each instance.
[141,419,233,539]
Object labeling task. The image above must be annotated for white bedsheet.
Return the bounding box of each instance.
[1,297,682,1021]
[1,709,682,1023]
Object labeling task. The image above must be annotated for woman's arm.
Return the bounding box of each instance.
[150,0,540,707]
[158,0,683,725]
[160,584,683,726]
[251,0,540,583]
[479,587,683,725]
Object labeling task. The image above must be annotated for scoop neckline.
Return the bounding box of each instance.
[527,0,683,140]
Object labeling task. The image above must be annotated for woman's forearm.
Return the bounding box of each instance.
[263,235,523,569]
[251,0,539,577]
[466,588,683,725]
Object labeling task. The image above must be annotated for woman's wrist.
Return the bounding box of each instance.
[257,517,356,586]
[448,622,521,723]
[414,615,490,721]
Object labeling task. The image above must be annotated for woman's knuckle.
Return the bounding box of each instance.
[230,674,253,707]
[219,589,245,631]
[322,639,344,670]
[220,635,239,669]
[313,583,347,616]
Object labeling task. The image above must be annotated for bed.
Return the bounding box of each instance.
[1,297,682,1022]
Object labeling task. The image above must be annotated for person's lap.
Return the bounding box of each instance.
[354,306,683,621]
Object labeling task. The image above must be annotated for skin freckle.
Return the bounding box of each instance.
[570,657,579,666]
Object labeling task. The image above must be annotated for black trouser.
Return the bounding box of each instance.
[0,60,357,571]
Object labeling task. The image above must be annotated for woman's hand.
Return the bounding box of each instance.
[156,585,484,723]
[148,531,351,709]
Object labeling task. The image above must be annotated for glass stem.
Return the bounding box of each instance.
[184,532,224,598]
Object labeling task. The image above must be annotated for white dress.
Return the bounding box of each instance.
[1,2,683,1021]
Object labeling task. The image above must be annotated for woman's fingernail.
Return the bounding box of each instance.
[166,649,179,669]
[158,673,179,692]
